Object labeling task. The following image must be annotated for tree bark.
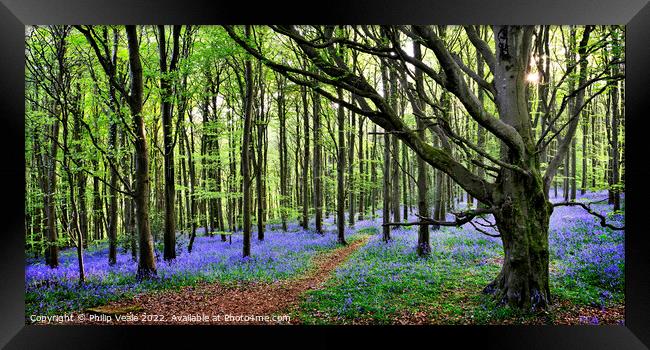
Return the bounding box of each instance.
[106,28,120,265]
[380,64,391,242]
[412,42,430,256]
[357,115,365,220]
[371,124,377,221]
[581,103,588,195]
[482,26,553,310]
[484,175,552,310]
[301,85,310,230]
[348,108,355,227]
[157,25,181,260]
[389,68,401,224]
[313,91,323,234]
[336,88,347,245]
[44,105,60,268]
[609,27,621,211]
[242,25,254,257]
[126,25,157,280]
[256,68,266,240]
[277,74,288,231]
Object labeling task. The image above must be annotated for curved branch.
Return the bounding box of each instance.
[553,202,624,231]
[463,25,496,75]
[410,25,526,159]
[225,25,496,204]
[383,207,494,227]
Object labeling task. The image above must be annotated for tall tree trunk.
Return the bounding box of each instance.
[402,141,408,220]
[241,25,254,257]
[371,124,377,220]
[563,26,576,202]
[476,41,487,199]
[294,103,301,218]
[357,116,365,220]
[382,133,391,242]
[122,139,137,262]
[157,25,181,260]
[201,98,211,236]
[563,145,570,201]
[277,74,288,231]
[433,91,451,225]
[591,112,597,188]
[389,68,401,224]
[178,122,189,233]
[44,105,60,268]
[73,110,88,249]
[336,88,347,245]
[186,122,198,252]
[126,25,156,280]
[32,120,45,256]
[412,41,430,256]
[227,111,236,232]
[380,64,392,241]
[210,92,226,240]
[483,25,557,310]
[63,110,85,284]
[255,70,266,241]
[313,91,323,234]
[92,171,103,242]
[416,151,430,256]
[610,27,621,211]
[301,86,310,229]
[104,28,121,265]
[581,103,588,195]
[570,137,577,200]
[433,160,445,227]
[348,108,355,227]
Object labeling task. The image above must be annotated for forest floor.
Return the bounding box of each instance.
[26,191,625,326]
[57,235,370,325]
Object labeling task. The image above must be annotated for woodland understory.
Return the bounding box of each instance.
[25,25,624,324]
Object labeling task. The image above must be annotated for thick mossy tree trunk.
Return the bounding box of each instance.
[485,169,553,310]
[482,26,557,310]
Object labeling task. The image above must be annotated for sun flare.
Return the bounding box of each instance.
[526,72,539,84]
[526,72,540,84]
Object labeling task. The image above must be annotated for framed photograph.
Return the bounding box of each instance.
[1,0,648,348]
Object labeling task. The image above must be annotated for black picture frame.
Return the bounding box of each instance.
[1,0,648,348]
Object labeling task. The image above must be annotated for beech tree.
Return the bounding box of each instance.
[224,25,623,310]
[24,25,624,313]
[157,25,181,261]
[75,25,157,279]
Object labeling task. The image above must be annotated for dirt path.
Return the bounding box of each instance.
[61,236,369,325]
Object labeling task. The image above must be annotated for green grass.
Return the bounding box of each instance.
[296,223,624,325]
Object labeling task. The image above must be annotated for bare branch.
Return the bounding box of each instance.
[553,201,624,231]
[383,207,494,227]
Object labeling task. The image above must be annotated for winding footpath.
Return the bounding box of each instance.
[59,235,370,325]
